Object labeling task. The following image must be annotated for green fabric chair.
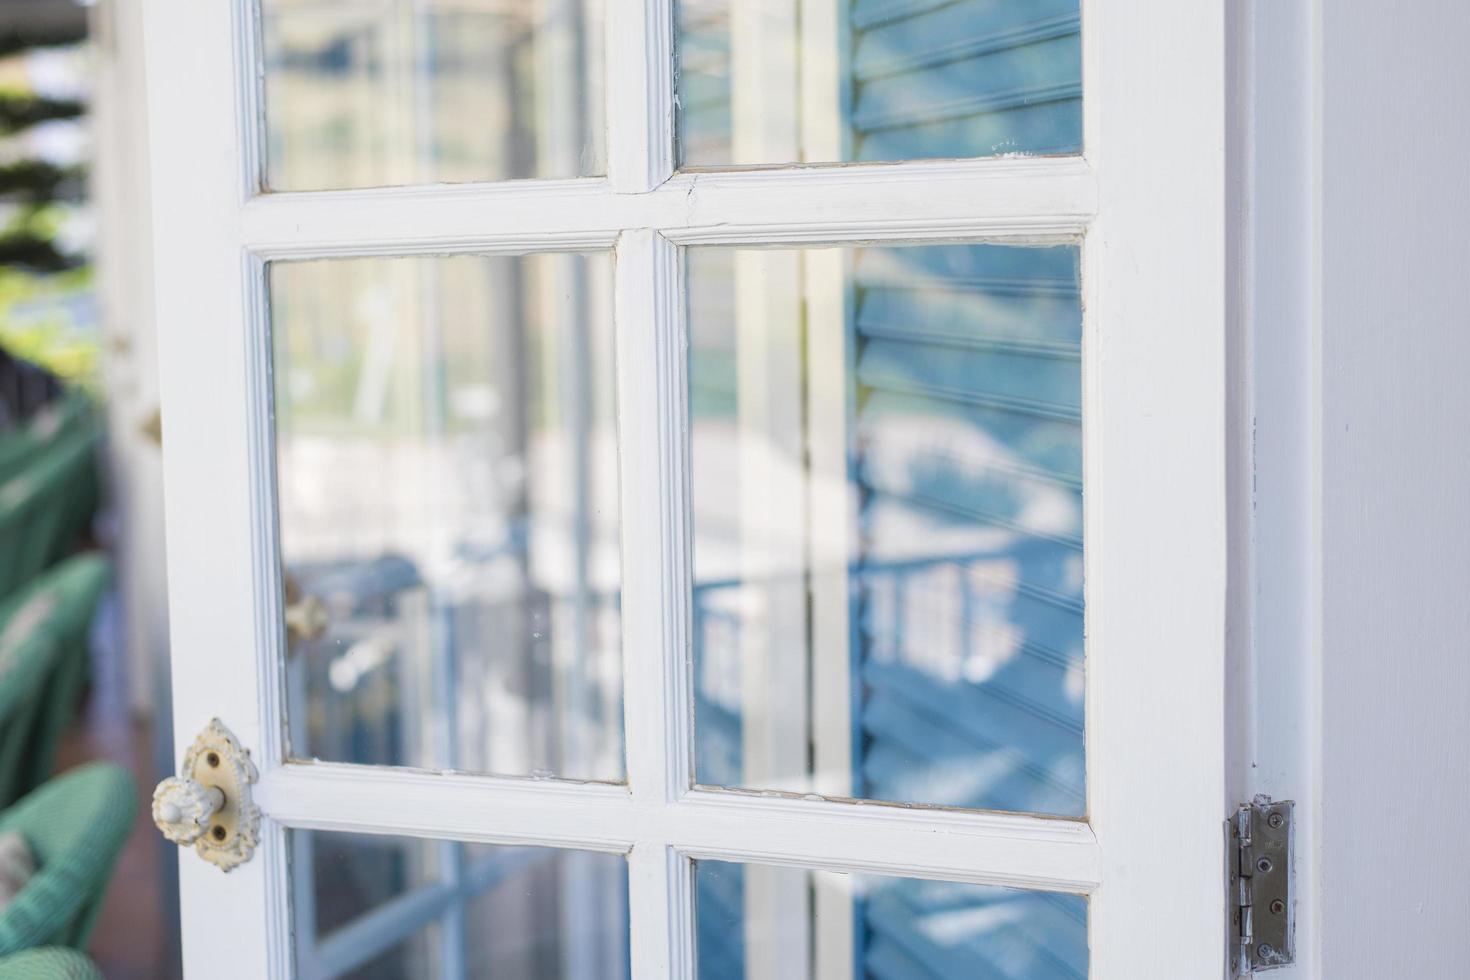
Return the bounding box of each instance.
[0,763,134,957]
[0,555,112,807]
[0,422,101,602]
[0,946,104,979]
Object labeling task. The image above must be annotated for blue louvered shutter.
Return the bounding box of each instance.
[849,0,1082,161]
[685,2,1086,975]
[846,5,1084,975]
[848,241,1086,979]
[849,241,1085,818]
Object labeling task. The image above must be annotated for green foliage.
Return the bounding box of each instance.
[0,31,95,388]
[0,160,86,204]
[0,19,87,61]
[0,204,83,271]
[0,91,84,134]
[0,233,74,273]
[0,267,96,385]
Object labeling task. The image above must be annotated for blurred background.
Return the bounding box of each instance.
[0,0,178,977]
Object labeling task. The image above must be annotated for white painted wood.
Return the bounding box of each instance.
[139,0,1233,975]
[1081,0,1228,972]
[237,158,1098,256]
[606,0,673,192]
[614,229,694,977]
[1224,0,1256,898]
[1315,5,1470,978]
[255,764,1100,893]
[1233,8,1470,979]
[628,845,693,980]
[1233,2,1318,977]
[669,789,1099,894]
[615,229,691,808]
[139,0,283,974]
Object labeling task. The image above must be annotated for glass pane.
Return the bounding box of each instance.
[694,859,1087,979]
[689,242,1084,816]
[294,830,629,980]
[272,252,623,782]
[260,0,607,190]
[309,831,441,937]
[341,927,442,980]
[675,0,1082,168]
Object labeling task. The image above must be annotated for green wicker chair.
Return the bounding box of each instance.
[0,421,101,601]
[15,557,111,794]
[0,763,134,957]
[0,604,58,810]
[0,946,104,979]
[0,393,93,486]
[0,555,112,808]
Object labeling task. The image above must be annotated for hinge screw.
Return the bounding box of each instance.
[1267,812,1284,829]
[1256,857,1274,874]
[1258,943,1275,959]
[1269,899,1285,915]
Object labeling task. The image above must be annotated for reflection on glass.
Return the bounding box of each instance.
[340,928,441,980]
[272,253,622,782]
[675,0,1082,168]
[295,831,630,980]
[689,242,1084,816]
[310,831,439,938]
[694,859,1087,979]
[260,0,607,190]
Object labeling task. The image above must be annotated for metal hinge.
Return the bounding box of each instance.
[1230,796,1295,975]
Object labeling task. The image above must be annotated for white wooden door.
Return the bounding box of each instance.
[140,0,1227,977]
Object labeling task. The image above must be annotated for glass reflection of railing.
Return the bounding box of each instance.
[284,555,429,768]
[284,547,629,980]
[286,546,1083,814]
[294,828,630,980]
[692,549,1086,817]
[296,835,543,980]
[691,550,1087,980]
[284,549,1083,978]
[284,548,622,781]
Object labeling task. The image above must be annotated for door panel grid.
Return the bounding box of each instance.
[141,0,1228,976]
[250,218,1097,978]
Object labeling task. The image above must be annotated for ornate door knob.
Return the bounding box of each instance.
[151,719,260,872]
[152,778,225,845]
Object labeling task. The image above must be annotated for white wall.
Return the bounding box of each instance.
[1315,3,1470,977]
[1239,2,1319,978]
[91,0,180,967]
[1243,4,1470,977]
[92,0,172,720]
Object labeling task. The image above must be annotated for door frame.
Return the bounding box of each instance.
[138,0,1229,976]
